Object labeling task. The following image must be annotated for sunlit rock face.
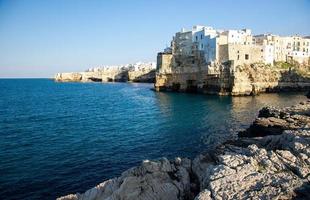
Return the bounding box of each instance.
[155,54,310,96]
[58,100,310,200]
[55,62,156,83]
[55,73,83,82]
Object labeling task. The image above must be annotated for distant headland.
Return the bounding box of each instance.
[55,62,156,83]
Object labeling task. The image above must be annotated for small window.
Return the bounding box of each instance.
[245,54,249,60]
[201,44,203,49]
[192,60,195,64]
[237,55,240,60]
[201,34,203,39]
[196,36,198,41]
[261,49,263,52]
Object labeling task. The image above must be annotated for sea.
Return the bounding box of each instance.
[0,79,307,200]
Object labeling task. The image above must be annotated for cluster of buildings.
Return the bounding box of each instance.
[86,62,156,73]
[163,25,310,68]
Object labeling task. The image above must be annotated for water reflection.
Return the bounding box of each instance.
[154,92,306,150]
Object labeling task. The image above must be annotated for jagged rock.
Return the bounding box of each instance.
[58,158,193,200]
[194,189,212,200]
[239,101,310,137]
[58,101,310,200]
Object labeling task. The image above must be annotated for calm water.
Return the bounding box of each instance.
[0,79,307,200]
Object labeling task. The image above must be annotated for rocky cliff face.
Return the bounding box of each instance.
[55,70,155,83]
[58,100,310,200]
[55,73,83,82]
[231,64,310,95]
[155,56,310,96]
[128,70,156,83]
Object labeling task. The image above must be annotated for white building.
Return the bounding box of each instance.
[169,25,310,66]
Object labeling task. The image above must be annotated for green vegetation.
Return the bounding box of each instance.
[274,61,292,69]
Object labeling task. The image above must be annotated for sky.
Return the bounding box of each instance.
[0,0,309,78]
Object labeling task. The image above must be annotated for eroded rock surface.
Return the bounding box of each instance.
[58,101,310,200]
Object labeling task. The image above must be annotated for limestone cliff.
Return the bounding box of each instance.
[155,54,310,96]
[55,70,155,83]
[55,73,83,82]
[231,64,310,95]
[55,62,156,83]
[58,100,310,200]
[128,70,155,83]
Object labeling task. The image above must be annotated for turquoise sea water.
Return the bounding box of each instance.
[0,79,307,200]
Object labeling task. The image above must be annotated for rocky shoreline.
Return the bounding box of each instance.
[55,62,156,83]
[58,97,310,200]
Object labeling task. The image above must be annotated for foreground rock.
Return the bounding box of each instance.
[58,101,310,200]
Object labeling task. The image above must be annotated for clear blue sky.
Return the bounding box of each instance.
[0,0,309,78]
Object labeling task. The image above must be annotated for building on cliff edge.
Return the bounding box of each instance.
[155,25,310,94]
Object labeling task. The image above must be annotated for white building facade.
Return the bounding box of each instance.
[169,25,310,66]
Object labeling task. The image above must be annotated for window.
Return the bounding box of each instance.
[261,49,263,52]
[201,34,203,39]
[245,54,249,60]
[201,44,203,49]
[237,55,240,60]
[196,36,198,41]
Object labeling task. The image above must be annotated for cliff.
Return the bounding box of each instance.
[55,62,156,83]
[55,70,156,83]
[155,56,310,96]
[231,63,310,95]
[58,99,310,200]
